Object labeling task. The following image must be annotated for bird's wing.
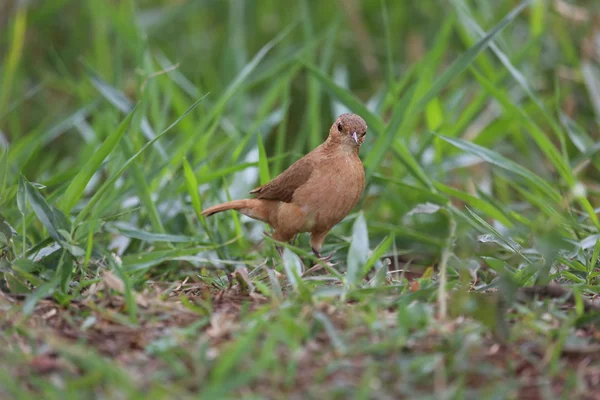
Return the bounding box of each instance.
[249,156,314,203]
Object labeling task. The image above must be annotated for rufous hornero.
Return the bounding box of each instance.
[202,113,367,261]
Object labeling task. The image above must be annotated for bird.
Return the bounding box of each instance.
[201,113,367,261]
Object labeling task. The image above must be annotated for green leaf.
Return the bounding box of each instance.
[561,112,592,153]
[267,269,283,303]
[365,85,418,181]
[174,23,296,164]
[52,206,72,233]
[406,202,442,216]
[360,234,393,280]
[378,1,527,184]
[435,134,561,203]
[75,95,206,225]
[17,174,26,215]
[373,174,447,204]
[21,175,64,242]
[391,139,435,189]
[456,0,566,151]
[108,222,207,243]
[425,97,444,131]
[122,240,236,273]
[530,0,544,37]
[313,311,347,354]
[86,67,168,160]
[303,63,432,189]
[183,157,204,219]
[421,0,528,110]
[481,256,514,276]
[57,106,137,214]
[303,62,385,133]
[582,62,600,122]
[256,132,270,185]
[466,207,531,263]
[4,272,29,294]
[23,276,59,315]
[346,213,369,287]
[434,181,514,227]
[469,67,573,186]
[197,156,286,185]
[120,137,165,234]
[0,149,7,195]
[575,191,600,230]
[0,214,14,244]
[0,7,26,113]
[108,256,138,324]
[282,248,303,290]
[590,239,600,276]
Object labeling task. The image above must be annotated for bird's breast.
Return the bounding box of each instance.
[293,153,365,232]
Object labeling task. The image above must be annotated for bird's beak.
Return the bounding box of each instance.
[352,131,359,145]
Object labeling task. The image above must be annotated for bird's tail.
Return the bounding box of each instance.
[201,199,272,222]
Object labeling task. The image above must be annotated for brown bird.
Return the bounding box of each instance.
[202,113,367,260]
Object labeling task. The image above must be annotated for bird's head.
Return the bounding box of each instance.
[328,113,367,150]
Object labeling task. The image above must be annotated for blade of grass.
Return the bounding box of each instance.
[360,234,393,280]
[469,67,574,186]
[173,23,296,165]
[256,131,271,185]
[0,6,27,113]
[106,252,138,324]
[22,175,64,242]
[304,63,431,188]
[346,213,369,287]
[122,237,239,273]
[455,0,567,152]
[435,133,561,203]
[107,222,207,243]
[75,95,206,225]
[415,1,530,113]
[57,106,137,214]
[85,66,168,160]
[183,157,210,232]
[120,136,165,234]
[434,181,514,227]
[301,0,322,150]
[0,149,8,196]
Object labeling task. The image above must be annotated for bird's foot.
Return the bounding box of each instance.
[312,247,336,264]
[303,257,336,276]
[319,253,335,262]
[275,245,284,259]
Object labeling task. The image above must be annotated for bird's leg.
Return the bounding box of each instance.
[310,230,336,263]
[276,245,284,260]
[303,246,335,277]
[312,247,334,262]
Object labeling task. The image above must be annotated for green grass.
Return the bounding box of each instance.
[2,0,600,398]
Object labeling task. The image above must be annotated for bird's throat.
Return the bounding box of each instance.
[324,137,360,155]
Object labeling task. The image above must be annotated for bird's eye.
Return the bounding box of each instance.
[337,123,343,132]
